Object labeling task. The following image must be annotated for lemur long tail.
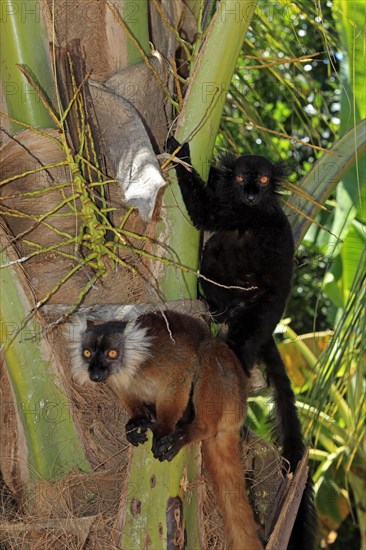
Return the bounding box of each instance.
[262,339,316,550]
[202,431,264,550]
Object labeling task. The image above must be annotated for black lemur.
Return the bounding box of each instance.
[167,137,316,550]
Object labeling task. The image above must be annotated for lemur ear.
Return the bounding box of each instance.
[273,160,292,180]
[271,160,292,192]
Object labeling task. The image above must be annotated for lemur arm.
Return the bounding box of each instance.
[167,137,221,230]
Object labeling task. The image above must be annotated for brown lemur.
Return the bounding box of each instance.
[71,309,264,550]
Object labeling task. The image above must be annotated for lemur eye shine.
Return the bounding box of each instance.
[260,175,269,185]
[83,349,92,358]
[107,349,119,359]
[235,175,244,183]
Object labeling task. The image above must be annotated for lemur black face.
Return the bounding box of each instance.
[81,321,126,383]
[233,155,273,207]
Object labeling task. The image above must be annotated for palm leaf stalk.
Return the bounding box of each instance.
[0,232,90,482]
[0,0,54,131]
[0,0,91,485]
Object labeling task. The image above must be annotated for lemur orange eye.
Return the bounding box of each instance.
[83,349,92,358]
[260,176,269,185]
[235,175,244,183]
[107,349,119,359]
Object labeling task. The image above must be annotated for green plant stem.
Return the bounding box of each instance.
[122,0,150,65]
[0,246,90,480]
[0,0,54,131]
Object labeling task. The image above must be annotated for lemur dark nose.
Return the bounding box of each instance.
[89,371,105,382]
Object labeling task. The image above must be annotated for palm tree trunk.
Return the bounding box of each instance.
[0,0,91,490]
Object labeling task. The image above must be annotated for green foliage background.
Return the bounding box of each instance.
[216,2,365,548]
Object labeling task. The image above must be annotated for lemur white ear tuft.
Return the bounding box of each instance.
[65,315,90,386]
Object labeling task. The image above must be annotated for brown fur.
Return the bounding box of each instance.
[76,310,263,549]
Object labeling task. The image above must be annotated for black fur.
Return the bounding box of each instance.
[167,137,316,550]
